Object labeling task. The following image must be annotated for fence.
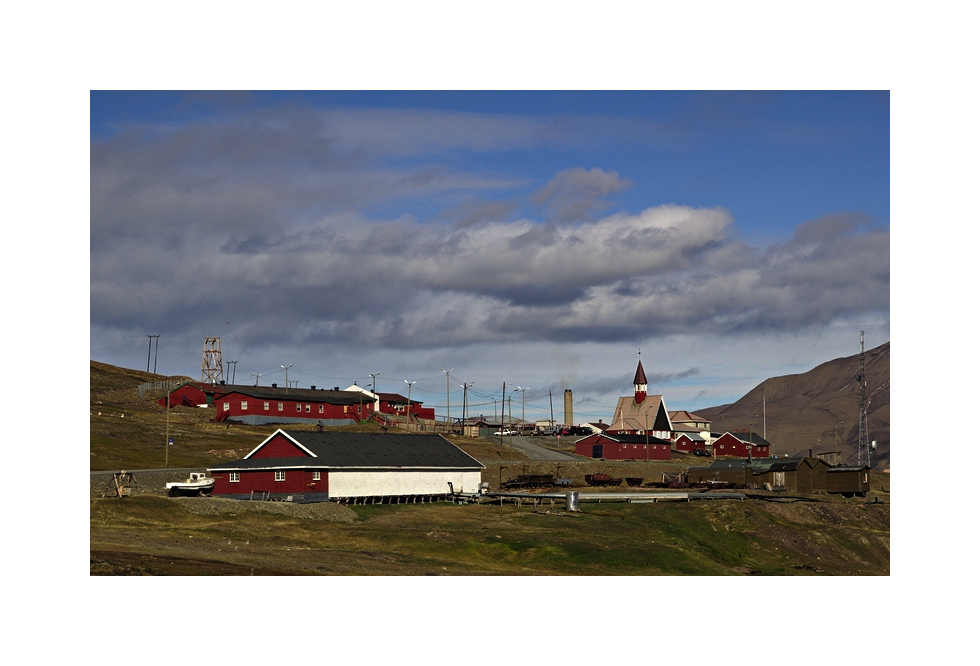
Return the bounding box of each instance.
[137,379,186,399]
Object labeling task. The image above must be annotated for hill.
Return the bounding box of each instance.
[696,342,890,469]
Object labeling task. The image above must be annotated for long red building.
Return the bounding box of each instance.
[575,432,673,461]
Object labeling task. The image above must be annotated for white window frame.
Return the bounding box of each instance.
[275,470,286,482]
[230,472,240,483]
[278,402,284,411]
[312,471,320,481]
[241,400,248,411]
[318,405,324,414]
[223,402,230,411]
[263,401,270,411]
[305,404,311,413]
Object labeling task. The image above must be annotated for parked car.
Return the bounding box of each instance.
[693,448,712,457]
[494,429,517,436]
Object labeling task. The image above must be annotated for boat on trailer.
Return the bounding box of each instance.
[166,472,215,497]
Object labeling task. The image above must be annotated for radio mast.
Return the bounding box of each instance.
[857,331,871,467]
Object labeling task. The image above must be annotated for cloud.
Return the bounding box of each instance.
[90,104,889,416]
[533,167,633,223]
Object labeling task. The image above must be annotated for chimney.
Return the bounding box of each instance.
[271,383,277,388]
[311,385,317,390]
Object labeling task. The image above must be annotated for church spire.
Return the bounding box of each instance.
[633,357,647,404]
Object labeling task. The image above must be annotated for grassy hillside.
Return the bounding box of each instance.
[90,360,526,471]
[697,342,890,469]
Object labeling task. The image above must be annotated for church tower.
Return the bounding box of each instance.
[633,358,648,404]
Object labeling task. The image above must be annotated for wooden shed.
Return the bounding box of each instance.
[826,465,871,496]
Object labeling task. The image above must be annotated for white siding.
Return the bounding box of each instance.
[328,469,483,498]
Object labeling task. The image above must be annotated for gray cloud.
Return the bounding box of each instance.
[90,107,889,410]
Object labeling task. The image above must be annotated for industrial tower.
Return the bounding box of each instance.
[201,337,224,384]
[856,331,871,467]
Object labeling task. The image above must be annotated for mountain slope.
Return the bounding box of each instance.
[696,342,889,469]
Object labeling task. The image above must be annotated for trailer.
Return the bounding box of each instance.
[585,473,623,487]
[502,474,557,489]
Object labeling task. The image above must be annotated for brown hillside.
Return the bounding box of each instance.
[697,342,889,470]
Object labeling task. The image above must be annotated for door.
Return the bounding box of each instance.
[592,444,603,459]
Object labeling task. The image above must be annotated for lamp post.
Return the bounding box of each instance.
[404,380,415,430]
[281,364,292,394]
[250,372,262,386]
[516,386,528,430]
[442,367,453,431]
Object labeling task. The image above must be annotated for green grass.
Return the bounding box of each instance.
[92,495,888,575]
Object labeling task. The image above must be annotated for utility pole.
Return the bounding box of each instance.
[146,335,159,373]
[549,390,555,428]
[460,382,473,435]
[226,360,237,384]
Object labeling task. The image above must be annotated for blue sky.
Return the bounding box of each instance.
[90,90,889,425]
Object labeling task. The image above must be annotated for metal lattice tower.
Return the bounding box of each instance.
[857,331,871,467]
[201,337,224,384]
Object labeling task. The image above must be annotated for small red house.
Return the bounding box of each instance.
[157,381,215,408]
[711,431,771,458]
[575,432,672,461]
[674,433,707,454]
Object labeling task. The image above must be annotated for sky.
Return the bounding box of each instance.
[90,90,889,425]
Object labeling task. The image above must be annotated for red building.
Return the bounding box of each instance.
[214,385,375,426]
[575,432,673,461]
[157,381,215,408]
[208,429,485,501]
[674,433,707,454]
[711,431,771,458]
[375,392,436,421]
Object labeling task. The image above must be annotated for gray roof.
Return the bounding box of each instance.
[209,430,485,471]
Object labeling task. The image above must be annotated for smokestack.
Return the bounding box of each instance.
[564,389,573,426]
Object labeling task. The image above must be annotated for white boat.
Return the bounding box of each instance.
[166,471,215,497]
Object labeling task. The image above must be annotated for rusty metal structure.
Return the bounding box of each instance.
[201,337,224,384]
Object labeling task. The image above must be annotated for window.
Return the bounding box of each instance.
[305,404,311,413]
[241,400,248,411]
[230,472,240,483]
[263,401,270,411]
[275,471,285,482]
[312,472,320,481]
[319,405,324,414]
[278,402,284,411]
[296,404,302,412]
[223,402,230,411]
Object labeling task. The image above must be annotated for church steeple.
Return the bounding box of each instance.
[633,358,647,404]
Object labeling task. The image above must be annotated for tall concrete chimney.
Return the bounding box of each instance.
[564,389,573,426]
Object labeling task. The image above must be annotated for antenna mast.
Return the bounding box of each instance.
[857,331,871,467]
[201,337,224,384]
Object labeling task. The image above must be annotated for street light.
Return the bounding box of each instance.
[442,368,453,430]
[516,386,528,429]
[250,372,262,386]
[281,364,292,393]
[404,380,415,430]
